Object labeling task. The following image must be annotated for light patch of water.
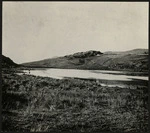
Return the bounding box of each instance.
[20,68,148,81]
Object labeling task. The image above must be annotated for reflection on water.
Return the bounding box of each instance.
[22,68,148,81]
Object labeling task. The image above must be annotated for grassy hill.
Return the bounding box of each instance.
[22,49,148,72]
[104,49,148,55]
[2,55,18,68]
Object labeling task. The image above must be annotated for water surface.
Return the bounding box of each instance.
[22,68,148,81]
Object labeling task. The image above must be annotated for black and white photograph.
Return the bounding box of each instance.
[2,1,149,132]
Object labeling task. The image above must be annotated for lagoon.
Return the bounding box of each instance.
[22,68,148,81]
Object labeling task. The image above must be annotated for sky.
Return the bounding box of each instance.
[2,2,148,64]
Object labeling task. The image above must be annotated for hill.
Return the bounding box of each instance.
[2,55,18,68]
[104,49,148,55]
[22,49,148,72]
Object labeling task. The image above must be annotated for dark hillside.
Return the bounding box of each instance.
[2,55,18,68]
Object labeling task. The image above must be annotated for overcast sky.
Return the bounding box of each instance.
[3,2,148,64]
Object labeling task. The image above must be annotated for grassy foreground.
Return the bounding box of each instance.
[2,71,148,132]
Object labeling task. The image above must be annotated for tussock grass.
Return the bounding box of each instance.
[2,72,148,132]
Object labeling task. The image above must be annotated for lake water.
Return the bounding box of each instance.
[22,68,148,81]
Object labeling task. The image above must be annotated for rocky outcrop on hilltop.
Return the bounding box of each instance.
[65,50,103,58]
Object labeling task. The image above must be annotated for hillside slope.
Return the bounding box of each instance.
[22,49,148,72]
[2,55,18,68]
[104,49,148,55]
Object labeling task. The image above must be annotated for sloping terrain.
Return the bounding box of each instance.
[104,49,148,55]
[22,49,148,72]
[2,55,18,68]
